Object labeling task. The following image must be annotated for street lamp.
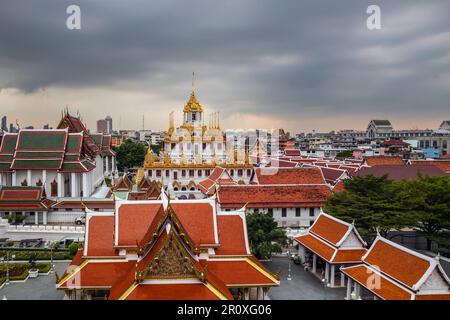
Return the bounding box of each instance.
[287,250,292,281]
[5,251,15,286]
[50,241,55,273]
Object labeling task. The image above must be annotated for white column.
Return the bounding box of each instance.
[12,171,17,186]
[105,157,110,174]
[312,254,317,273]
[57,173,63,197]
[346,278,352,300]
[35,212,39,225]
[244,288,250,300]
[43,211,47,225]
[340,271,345,287]
[325,263,330,283]
[0,173,3,185]
[82,173,88,197]
[27,170,31,185]
[112,156,116,172]
[71,173,77,197]
[42,170,47,194]
[330,264,335,287]
[355,283,361,300]
[298,246,306,264]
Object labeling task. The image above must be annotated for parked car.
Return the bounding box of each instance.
[75,216,86,225]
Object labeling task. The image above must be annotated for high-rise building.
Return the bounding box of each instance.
[1,116,7,132]
[105,115,113,133]
[97,119,108,133]
[97,116,113,134]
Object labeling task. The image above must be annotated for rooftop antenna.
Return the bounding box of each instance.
[142,114,145,131]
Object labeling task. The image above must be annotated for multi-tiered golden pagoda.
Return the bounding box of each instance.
[143,76,253,195]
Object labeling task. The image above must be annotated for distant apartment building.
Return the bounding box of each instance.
[97,116,113,134]
[1,116,7,132]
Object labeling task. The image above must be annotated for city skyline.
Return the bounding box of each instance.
[1,1,449,132]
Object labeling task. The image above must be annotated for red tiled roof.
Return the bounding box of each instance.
[410,160,450,173]
[365,156,404,166]
[86,215,118,257]
[332,249,367,263]
[284,149,301,156]
[215,215,248,256]
[206,259,278,286]
[310,214,350,246]
[317,166,347,184]
[124,283,222,300]
[218,185,331,209]
[341,265,412,300]
[332,180,346,192]
[117,203,162,246]
[59,261,134,289]
[295,234,335,262]
[415,294,450,300]
[363,238,431,289]
[253,167,325,185]
[171,203,217,245]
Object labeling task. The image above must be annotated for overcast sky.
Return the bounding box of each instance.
[0,0,449,133]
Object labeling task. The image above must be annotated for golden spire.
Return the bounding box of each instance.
[136,168,144,186]
[183,73,203,113]
[144,147,154,166]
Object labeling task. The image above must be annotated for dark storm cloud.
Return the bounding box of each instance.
[0,0,449,128]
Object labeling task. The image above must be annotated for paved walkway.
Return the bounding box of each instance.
[263,256,346,300]
[0,262,69,300]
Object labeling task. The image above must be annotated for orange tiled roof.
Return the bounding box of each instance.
[415,294,450,300]
[332,249,367,263]
[310,214,350,246]
[341,265,412,300]
[218,185,331,209]
[363,238,431,289]
[206,259,278,286]
[85,215,118,257]
[117,203,162,246]
[295,234,335,262]
[215,215,248,256]
[125,283,222,300]
[410,160,450,172]
[365,156,404,166]
[253,167,325,185]
[171,203,217,245]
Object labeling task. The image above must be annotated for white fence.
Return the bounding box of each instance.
[6,224,84,233]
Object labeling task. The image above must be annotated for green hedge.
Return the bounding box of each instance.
[36,263,52,273]
[0,249,71,261]
[0,277,5,286]
[10,269,29,281]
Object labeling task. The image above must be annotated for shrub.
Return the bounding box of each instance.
[36,263,52,274]
[68,243,79,256]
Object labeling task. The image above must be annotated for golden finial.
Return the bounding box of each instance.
[192,71,195,93]
[136,168,144,186]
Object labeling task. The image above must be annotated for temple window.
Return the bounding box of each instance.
[197,170,202,177]
[192,113,196,121]
[189,170,194,177]
[246,169,252,176]
[156,170,161,177]
[309,208,315,217]
[282,208,287,218]
[237,169,243,177]
[230,169,234,176]
[205,169,210,176]
[182,170,186,177]
[295,208,301,217]
[165,170,170,178]
[148,170,152,177]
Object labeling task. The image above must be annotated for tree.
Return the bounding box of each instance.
[113,139,146,171]
[336,150,353,158]
[246,211,288,259]
[394,176,450,250]
[325,175,407,239]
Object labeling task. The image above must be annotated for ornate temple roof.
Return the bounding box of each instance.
[183,90,204,113]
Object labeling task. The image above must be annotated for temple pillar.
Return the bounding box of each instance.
[35,212,39,225]
[346,278,352,300]
[27,170,31,185]
[0,173,3,185]
[340,271,345,287]
[105,157,110,174]
[43,211,47,225]
[12,171,17,186]
[82,173,88,197]
[325,262,330,283]
[355,283,361,300]
[42,170,47,193]
[71,173,77,197]
[57,173,63,197]
[298,245,306,264]
[244,288,250,300]
[312,254,317,273]
[112,157,116,172]
[330,264,335,287]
